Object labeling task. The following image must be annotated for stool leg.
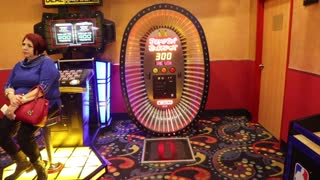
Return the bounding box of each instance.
[43,126,64,174]
[43,127,53,164]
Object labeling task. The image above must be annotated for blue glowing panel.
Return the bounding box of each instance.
[98,83,106,101]
[82,79,90,123]
[107,63,111,100]
[107,103,110,122]
[96,61,106,79]
[95,61,111,125]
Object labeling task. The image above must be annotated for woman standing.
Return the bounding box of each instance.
[0,33,61,180]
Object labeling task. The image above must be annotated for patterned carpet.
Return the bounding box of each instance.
[94,111,285,180]
[0,111,285,179]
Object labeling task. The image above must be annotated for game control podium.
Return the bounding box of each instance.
[283,114,320,180]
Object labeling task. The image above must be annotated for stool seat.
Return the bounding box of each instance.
[46,109,61,127]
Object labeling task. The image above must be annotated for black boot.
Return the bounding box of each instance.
[5,151,33,180]
[32,158,48,180]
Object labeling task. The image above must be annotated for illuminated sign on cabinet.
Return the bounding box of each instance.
[43,0,102,7]
[144,28,184,109]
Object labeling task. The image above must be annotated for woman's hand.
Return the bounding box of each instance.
[5,104,19,120]
[8,94,24,107]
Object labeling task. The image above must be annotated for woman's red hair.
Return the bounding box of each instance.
[23,33,47,55]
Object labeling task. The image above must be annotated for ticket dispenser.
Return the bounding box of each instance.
[120,3,210,136]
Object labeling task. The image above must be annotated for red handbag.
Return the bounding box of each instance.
[15,85,49,127]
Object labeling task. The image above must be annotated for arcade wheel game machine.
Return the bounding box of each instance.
[120,3,210,161]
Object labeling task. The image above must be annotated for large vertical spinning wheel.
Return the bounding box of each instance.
[120,3,210,136]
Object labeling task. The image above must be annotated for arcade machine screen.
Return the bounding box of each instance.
[35,12,105,55]
[51,19,96,49]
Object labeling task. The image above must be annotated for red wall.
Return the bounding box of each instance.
[0,70,11,118]
[281,69,320,142]
[110,64,127,113]
[206,60,255,111]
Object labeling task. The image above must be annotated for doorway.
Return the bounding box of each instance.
[258,0,290,139]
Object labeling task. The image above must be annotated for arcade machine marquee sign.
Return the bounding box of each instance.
[43,0,102,7]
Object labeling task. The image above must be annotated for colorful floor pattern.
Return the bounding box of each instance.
[94,112,285,180]
[0,111,285,179]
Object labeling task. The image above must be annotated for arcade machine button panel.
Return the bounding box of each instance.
[58,58,94,93]
[59,69,93,91]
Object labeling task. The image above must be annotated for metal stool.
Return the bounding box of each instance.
[43,109,64,174]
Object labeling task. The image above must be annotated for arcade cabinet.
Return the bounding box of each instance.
[34,9,115,147]
[284,114,320,180]
[120,3,210,136]
[119,3,210,163]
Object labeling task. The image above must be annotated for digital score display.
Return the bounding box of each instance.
[53,23,73,45]
[75,22,94,44]
[144,28,184,109]
[149,37,178,67]
[51,19,96,48]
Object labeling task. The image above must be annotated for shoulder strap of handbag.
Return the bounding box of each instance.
[32,85,46,99]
